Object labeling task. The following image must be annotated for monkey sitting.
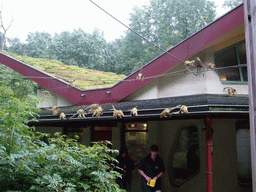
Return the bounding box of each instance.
[59,112,66,120]
[47,106,60,115]
[178,105,188,114]
[223,87,237,96]
[70,109,87,119]
[130,106,138,117]
[136,73,144,81]
[92,106,103,118]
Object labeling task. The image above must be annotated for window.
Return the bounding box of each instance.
[92,126,112,147]
[171,126,200,185]
[236,120,252,185]
[125,123,149,165]
[214,41,247,83]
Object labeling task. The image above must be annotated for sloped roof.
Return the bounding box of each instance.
[0,4,244,106]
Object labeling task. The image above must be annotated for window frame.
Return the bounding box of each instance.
[170,125,200,186]
[236,120,252,185]
[214,40,247,84]
[124,122,149,166]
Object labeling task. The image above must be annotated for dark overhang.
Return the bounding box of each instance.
[28,94,249,127]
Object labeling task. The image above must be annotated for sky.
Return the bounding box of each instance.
[0,0,230,43]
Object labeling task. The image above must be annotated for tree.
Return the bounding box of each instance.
[222,0,242,10]
[116,0,217,75]
[6,37,26,56]
[3,0,218,76]
[25,31,53,58]
[0,4,14,51]
[48,28,107,69]
[0,65,123,191]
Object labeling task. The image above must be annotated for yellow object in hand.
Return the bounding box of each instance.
[147,179,156,187]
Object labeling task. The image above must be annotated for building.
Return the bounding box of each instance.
[0,4,252,192]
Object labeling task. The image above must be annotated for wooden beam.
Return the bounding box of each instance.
[243,0,256,191]
[206,116,213,192]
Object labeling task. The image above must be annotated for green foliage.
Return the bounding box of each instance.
[113,0,217,75]
[0,68,123,191]
[2,51,126,90]
[222,0,242,10]
[5,0,218,76]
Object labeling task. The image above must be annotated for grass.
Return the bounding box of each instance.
[2,51,126,90]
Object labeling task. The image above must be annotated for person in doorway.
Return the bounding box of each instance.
[115,147,135,192]
[138,144,166,192]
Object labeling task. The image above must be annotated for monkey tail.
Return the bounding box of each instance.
[69,113,77,119]
[223,87,232,90]
[170,105,182,111]
[111,105,116,111]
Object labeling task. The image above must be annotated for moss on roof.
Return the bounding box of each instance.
[2,51,126,90]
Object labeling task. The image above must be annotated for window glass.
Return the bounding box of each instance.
[236,120,252,184]
[214,41,247,83]
[237,43,247,65]
[215,47,240,81]
[241,67,248,81]
[237,42,248,81]
[126,123,147,131]
[171,126,200,185]
[125,123,149,165]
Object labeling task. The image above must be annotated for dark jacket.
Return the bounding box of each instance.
[115,154,135,180]
[138,153,166,190]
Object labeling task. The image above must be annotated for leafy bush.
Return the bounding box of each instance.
[0,66,123,191]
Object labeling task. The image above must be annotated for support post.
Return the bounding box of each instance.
[243,0,256,191]
[206,116,213,192]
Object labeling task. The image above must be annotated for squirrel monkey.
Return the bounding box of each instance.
[68,79,75,85]
[160,105,181,118]
[207,63,215,69]
[178,105,188,114]
[184,60,196,67]
[171,105,189,114]
[92,106,103,118]
[70,109,87,118]
[47,106,59,115]
[136,62,144,81]
[195,57,203,67]
[184,57,203,68]
[130,106,138,117]
[136,72,144,81]
[86,104,100,114]
[223,87,237,96]
[112,105,124,119]
[59,112,66,120]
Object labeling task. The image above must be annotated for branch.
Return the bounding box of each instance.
[0,4,14,33]
[5,13,14,32]
[0,4,5,31]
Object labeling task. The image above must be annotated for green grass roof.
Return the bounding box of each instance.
[3,51,126,90]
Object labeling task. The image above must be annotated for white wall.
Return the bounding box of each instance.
[124,80,159,101]
[124,47,249,101]
[37,87,74,108]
